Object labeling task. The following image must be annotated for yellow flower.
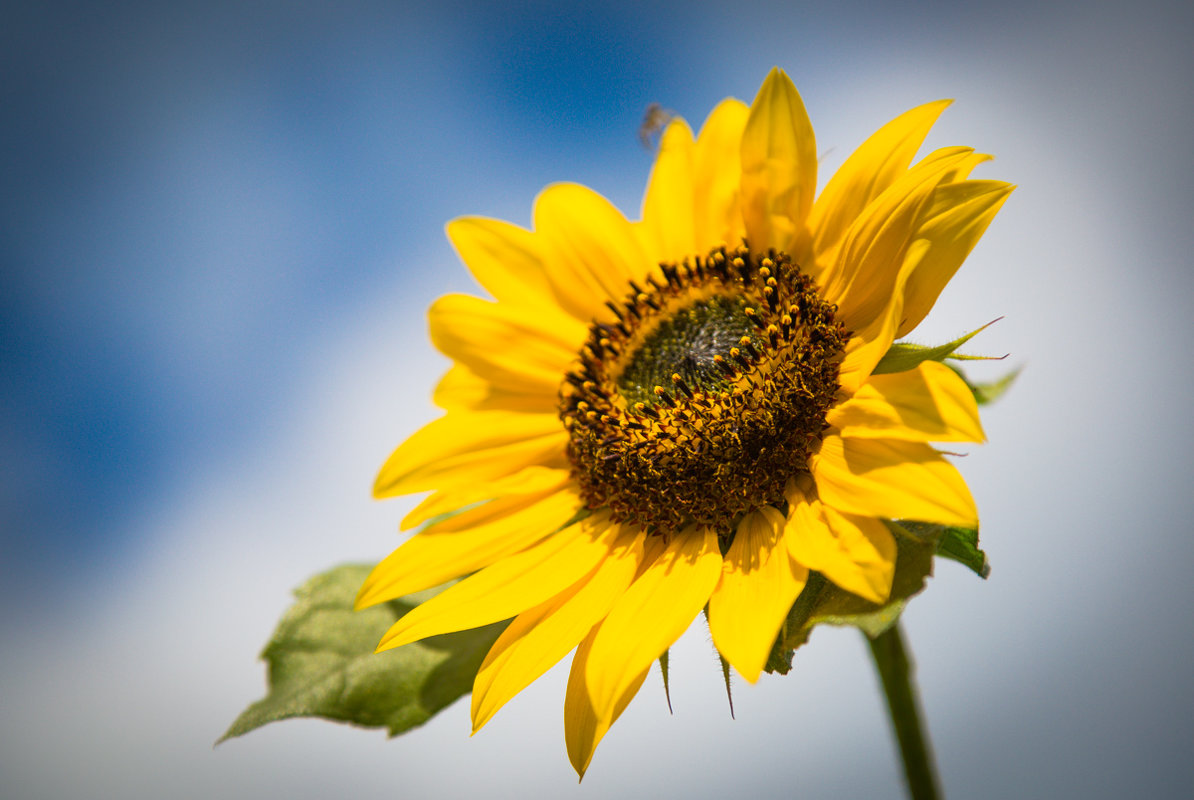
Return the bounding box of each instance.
[357,67,1012,777]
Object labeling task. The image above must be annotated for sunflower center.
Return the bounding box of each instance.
[616,294,754,407]
[559,244,846,537]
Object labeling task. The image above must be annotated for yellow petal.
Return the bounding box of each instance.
[835,238,921,395]
[820,148,981,332]
[564,623,650,779]
[707,507,808,683]
[429,293,583,398]
[417,481,574,535]
[400,464,571,531]
[740,67,817,254]
[897,180,1015,337]
[804,100,951,269]
[827,360,985,443]
[471,525,645,733]
[583,527,722,733]
[640,117,696,264]
[432,364,491,410]
[785,497,895,604]
[374,513,620,650]
[445,216,557,311]
[356,485,582,608]
[915,146,992,183]
[533,183,649,321]
[373,410,566,497]
[432,363,558,414]
[692,98,750,252]
[812,434,978,528]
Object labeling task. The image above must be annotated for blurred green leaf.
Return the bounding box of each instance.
[220,564,507,742]
[766,530,939,674]
[873,318,1003,375]
[950,363,1023,406]
[898,520,990,578]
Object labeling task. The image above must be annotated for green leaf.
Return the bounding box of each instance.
[220,564,508,742]
[765,530,940,674]
[872,318,1003,375]
[898,520,991,578]
[950,363,1023,406]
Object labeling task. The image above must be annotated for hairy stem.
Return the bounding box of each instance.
[867,623,942,800]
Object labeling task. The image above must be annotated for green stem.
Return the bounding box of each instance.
[867,623,942,800]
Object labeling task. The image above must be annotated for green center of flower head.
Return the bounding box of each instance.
[559,244,847,537]
[615,294,753,407]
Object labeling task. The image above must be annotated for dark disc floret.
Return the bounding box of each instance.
[559,244,847,537]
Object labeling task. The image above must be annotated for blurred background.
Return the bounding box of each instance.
[3,0,1192,797]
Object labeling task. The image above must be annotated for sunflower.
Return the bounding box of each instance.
[357,67,1012,777]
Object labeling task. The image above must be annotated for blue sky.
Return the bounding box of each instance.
[3,1,1193,797]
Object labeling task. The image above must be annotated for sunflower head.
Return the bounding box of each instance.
[359,67,1012,778]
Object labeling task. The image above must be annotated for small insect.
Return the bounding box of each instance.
[638,102,675,150]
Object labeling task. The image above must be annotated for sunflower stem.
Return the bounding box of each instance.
[867,623,942,800]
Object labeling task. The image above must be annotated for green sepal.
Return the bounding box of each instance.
[872,318,1003,375]
[950,362,1023,406]
[718,652,736,719]
[898,520,990,578]
[220,564,508,742]
[658,649,673,714]
[765,529,940,675]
